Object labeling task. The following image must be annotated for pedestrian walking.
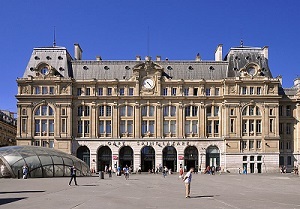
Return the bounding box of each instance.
[22,164,28,179]
[123,165,129,180]
[108,166,112,178]
[179,167,184,179]
[69,165,78,186]
[183,167,194,198]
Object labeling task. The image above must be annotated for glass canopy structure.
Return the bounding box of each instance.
[0,146,90,178]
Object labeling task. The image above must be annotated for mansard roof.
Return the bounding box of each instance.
[21,45,274,81]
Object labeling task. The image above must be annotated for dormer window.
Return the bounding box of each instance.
[41,67,49,75]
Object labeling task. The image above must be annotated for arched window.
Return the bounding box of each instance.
[34,105,55,140]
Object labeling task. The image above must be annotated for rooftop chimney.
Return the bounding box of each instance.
[262,46,269,59]
[156,56,161,61]
[145,56,151,61]
[195,53,201,61]
[136,55,141,61]
[74,43,83,60]
[294,77,300,89]
[96,56,102,61]
[215,44,223,61]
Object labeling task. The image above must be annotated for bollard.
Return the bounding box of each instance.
[18,170,20,179]
[100,171,104,179]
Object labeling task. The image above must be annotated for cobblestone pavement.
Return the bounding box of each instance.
[0,172,300,209]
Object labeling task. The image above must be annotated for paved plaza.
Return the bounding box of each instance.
[0,172,300,209]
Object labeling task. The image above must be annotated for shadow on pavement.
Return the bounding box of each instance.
[0,190,45,194]
[0,197,27,206]
[190,195,216,199]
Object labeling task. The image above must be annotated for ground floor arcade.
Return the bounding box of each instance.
[73,139,279,173]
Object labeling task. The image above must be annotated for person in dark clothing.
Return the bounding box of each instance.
[69,165,78,186]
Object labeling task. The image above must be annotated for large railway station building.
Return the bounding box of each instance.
[16,43,300,173]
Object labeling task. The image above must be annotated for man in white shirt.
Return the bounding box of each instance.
[183,167,194,198]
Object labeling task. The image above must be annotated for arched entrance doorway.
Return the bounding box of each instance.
[141,146,155,172]
[76,146,90,168]
[184,146,198,172]
[97,146,112,172]
[119,146,133,169]
[206,146,220,168]
[163,146,177,172]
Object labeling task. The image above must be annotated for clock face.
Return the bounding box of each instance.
[143,78,155,89]
[247,67,256,75]
[41,67,49,75]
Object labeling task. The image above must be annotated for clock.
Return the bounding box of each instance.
[143,78,155,89]
[41,67,49,75]
[247,67,256,75]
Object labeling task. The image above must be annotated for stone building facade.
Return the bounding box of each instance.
[0,110,17,146]
[16,43,300,173]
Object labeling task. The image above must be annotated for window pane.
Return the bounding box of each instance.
[106,106,112,116]
[185,121,190,133]
[99,121,104,133]
[149,121,154,133]
[142,121,147,134]
[163,121,169,133]
[163,106,169,116]
[120,120,125,133]
[106,121,111,133]
[120,106,125,116]
[127,106,133,116]
[149,106,154,116]
[141,106,147,116]
[99,106,104,116]
[127,120,133,134]
[170,106,176,116]
[185,106,191,117]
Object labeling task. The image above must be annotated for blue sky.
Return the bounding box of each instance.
[0,0,299,113]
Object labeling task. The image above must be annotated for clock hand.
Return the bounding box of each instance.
[147,81,152,86]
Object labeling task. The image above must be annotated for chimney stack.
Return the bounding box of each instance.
[74,43,83,60]
[136,55,141,61]
[214,44,223,61]
[195,53,201,61]
[156,56,161,61]
[96,56,102,61]
[262,46,269,59]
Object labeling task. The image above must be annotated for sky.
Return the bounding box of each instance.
[0,0,300,113]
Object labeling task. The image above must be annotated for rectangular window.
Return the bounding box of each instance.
[249,120,254,133]
[286,105,291,116]
[171,88,177,96]
[127,120,133,134]
[191,106,198,116]
[242,141,247,149]
[214,120,219,134]
[163,88,168,96]
[170,120,176,134]
[250,87,254,95]
[243,156,247,161]
[149,106,154,116]
[164,121,169,134]
[99,121,104,134]
[141,121,147,134]
[49,140,54,148]
[256,120,261,133]
[242,120,247,133]
[106,121,111,133]
[184,88,189,96]
[61,108,66,116]
[230,119,234,133]
[98,88,103,96]
[61,118,66,133]
[149,121,154,133]
[106,106,111,116]
[249,140,254,149]
[270,119,274,133]
[86,88,91,96]
[288,156,292,166]
[257,87,261,95]
[242,87,247,95]
[77,88,82,96]
[41,119,47,135]
[207,106,212,117]
[35,120,40,135]
[49,120,54,136]
[287,141,291,150]
[230,109,234,116]
[279,141,284,150]
[34,140,40,146]
[279,123,283,134]
[193,88,198,96]
[120,120,125,134]
[119,88,125,95]
[214,106,219,116]
[107,88,112,95]
[141,106,147,116]
[42,87,48,94]
[257,140,261,149]
[286,123,291,134]
[129,88,134,96]
[192,120,198,133]
[42,140,47,147]
[49,87,54,94]
[215,88,220,96]
[205,88,211,96]
[207,121,212,134]
[185,121,190,134]
[77,121,83,134]
[21,118,27,133]
[35,87,40,94]
[269,108,273,115]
